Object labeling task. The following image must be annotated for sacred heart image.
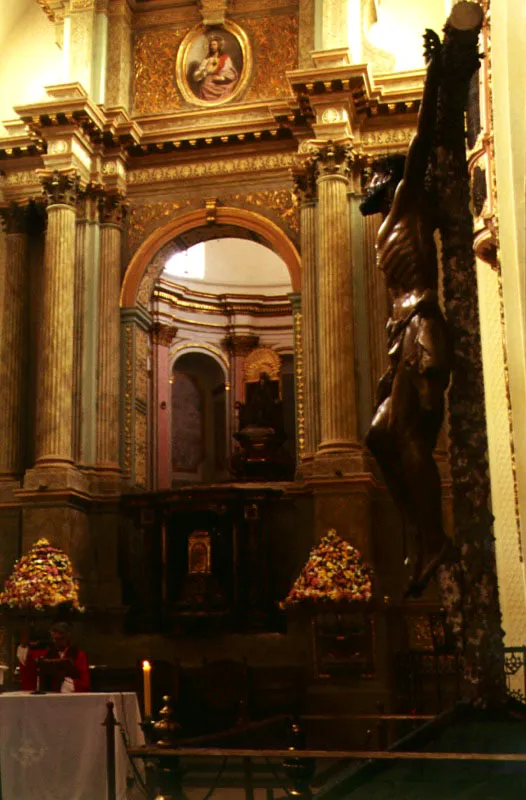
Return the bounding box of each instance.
[176,22,251,106]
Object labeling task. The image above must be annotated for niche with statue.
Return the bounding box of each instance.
[232,347,295,481]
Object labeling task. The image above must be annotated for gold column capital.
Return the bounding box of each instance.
[0,201,45,235]
[314,141,354,179]
[98,191,128,226]
[222,334,260,357]
[291,162,318,205]
[151,322,177,348]
[40,170,81,208]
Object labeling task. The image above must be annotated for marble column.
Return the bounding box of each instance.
[95,194,125,480]
[0,204,29,483]
[314,143,361,472]
[293,165,319,468]
[27,172,87,491]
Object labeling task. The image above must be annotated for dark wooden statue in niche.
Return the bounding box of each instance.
[232,372,293,480]
[360,28,454,598]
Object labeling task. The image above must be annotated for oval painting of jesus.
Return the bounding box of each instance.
[176,22,251,106]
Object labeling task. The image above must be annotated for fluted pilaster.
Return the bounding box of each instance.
[35,174,80,466]
[293,166,320,462]
[0,206,29,479]
[73,205,87,465]
[96,194,126,471]
[315,143,358,454]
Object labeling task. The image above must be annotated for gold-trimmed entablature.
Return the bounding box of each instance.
[0,120,44,204]
[9,83,141,188]
[125,98,310,166]
[287,62,423,152]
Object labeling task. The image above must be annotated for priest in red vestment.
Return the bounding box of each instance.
[17,622,90,693]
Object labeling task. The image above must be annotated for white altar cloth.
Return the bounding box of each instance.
[0,691,144,800]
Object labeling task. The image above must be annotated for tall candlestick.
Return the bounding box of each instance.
[142,660,152,718]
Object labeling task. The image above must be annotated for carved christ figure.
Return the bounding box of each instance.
[193,35,239,102]
[360,29,453,597]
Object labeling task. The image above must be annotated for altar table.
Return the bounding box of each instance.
[0,692,144,800]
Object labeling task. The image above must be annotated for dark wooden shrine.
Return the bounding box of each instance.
[121,484,301,635]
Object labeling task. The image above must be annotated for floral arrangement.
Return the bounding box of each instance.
[0,538,82,611]
[282,529,373,607]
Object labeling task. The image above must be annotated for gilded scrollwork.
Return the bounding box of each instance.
[134,410,148,487]
[224,189,299,234]
[240,14,298,100]
[123,324,133,473]
[135,327,149,405]
[127,199,194,254]
[133,29,186,114]
[293,309,305,457]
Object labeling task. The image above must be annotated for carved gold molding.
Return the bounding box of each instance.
[123,324,133,473]
[128,153,298,185]
[360,126,415,154]
[154,288,293,318]
[293,307,305,457]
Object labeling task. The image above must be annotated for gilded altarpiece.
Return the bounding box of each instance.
[133,1,298,113]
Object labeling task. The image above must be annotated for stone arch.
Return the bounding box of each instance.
[121,205,301,308]
[170,343,229,376]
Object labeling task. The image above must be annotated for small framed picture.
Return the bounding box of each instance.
[176,21,252,107]
[188,531,212,575]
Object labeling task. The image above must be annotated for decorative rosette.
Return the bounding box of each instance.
[282,529,373,607]
[0,538,83,611]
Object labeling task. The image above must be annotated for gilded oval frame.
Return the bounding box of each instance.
[176,21,252,107]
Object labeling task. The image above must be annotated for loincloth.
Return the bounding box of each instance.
[381,290,451,399]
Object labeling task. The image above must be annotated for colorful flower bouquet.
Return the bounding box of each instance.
[0,538,82,611]
[282,529,373,608]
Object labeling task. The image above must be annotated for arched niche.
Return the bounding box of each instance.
[120,206,298,488]
[170,350,229,485]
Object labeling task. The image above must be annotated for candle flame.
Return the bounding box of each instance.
[142,660,151,671]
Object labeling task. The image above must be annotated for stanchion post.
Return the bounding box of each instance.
[102,701,117,800]
[281,719,315,799]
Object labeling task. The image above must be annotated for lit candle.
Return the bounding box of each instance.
[142,660,152,719]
